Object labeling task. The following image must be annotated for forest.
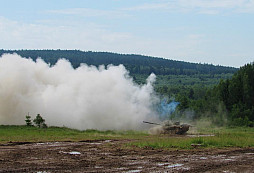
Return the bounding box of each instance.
[0,49,237,75]
[0,49,252,126]
[166,63,254,127]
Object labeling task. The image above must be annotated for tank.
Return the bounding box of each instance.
[143,120,191,135]
[161,121,190,135]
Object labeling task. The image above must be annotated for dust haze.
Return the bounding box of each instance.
[0,54,158,130]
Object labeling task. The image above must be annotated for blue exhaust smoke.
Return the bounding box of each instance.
[157,98,179,120]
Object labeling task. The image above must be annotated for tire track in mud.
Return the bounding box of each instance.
[0,140,254,172]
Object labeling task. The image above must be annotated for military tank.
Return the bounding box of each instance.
[143,120,191,135]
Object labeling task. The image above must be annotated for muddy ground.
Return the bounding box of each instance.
[0,139,254,173]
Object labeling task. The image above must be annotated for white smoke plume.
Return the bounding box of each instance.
[0,54,159,130]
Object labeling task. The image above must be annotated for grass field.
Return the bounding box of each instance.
[129,130,254,149]
[0,125,254,149]
[0,125,148,143]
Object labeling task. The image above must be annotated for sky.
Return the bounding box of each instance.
[0,0,253,67]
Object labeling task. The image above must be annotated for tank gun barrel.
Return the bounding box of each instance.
[143,121,161,125]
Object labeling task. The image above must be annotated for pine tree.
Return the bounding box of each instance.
[25,113,33,126]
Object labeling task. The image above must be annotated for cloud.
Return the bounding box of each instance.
[125,0,254,14]
[47,1,254,16]
[45,1,254,16]
[179,0,254,14]
[123,2,173,11]
[0,17,133,50]
[0,16,205,59]
[48,8,130,18]
[0,15,250,67]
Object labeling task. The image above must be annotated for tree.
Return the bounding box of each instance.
[25,113,33,126]
[189,88,194,99]
[217,62,254,125]
[33,114,47,128]
[177,95,189,111]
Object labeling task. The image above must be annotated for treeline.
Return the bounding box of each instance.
[216,63,254,126]
[0,49,237,75]
[161,63,254,126]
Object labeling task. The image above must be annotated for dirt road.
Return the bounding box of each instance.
[0,139,254,172]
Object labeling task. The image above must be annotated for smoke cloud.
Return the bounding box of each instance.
[157,98,179,120]
[0,54,158,130]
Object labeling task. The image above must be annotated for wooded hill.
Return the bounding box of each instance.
[0,49,237,76]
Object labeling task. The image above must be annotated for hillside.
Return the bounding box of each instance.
[0,49,237,76]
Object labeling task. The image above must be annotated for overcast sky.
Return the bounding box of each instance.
[0,0,253,67]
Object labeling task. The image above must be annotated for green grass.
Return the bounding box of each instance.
[1,125,254,150]
[0,125,147,144]
[128,127,254,149]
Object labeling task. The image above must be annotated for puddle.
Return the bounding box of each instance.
[199,157,207,160]
[59,151,81,155]
[36,142,62,147]
[89,143,102,145]
[104,140,112,143]
[181,167,190,170]
[187,134,215,137]
[69,151,81,155]
[158,163,168,166]
[245,153,254,155]
[36,142,58,145]
[230,156,237,158]
[126,170,142,173]
[167,163,184,168]
[158,163,184,168]
[212,154,226,159]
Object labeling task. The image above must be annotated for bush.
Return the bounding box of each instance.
[230,116,251,127]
